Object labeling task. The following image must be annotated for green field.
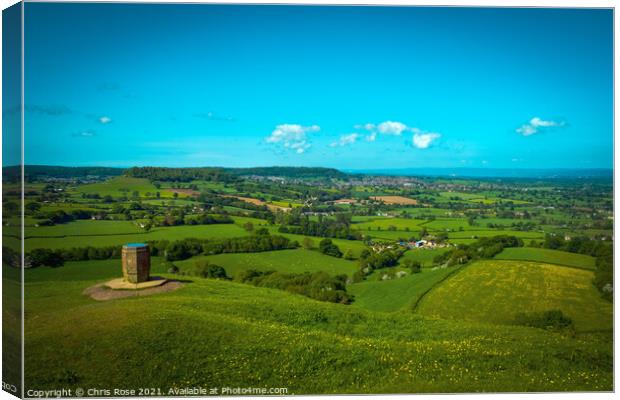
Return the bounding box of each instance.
[495,247,596,270]
[22,260,613,393]
[417,260,612,332]
[348,266,460,312]
[352,218,426,231]
[7,165,613,393]
[175,249,359,278]
[26,220,141,237]
[399,248,450,267]
[74,176,181,198]
[24,223,249,250]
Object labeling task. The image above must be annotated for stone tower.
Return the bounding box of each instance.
[122,243,150,283]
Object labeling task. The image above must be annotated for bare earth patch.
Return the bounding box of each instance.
[84,280,184,301]
[222,195,291,212]
[371,195,418,205]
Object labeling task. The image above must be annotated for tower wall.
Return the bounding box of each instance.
[122,244,150,283]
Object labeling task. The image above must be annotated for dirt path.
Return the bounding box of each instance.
[83,280,185,301]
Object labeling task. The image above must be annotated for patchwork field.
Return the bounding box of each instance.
[7,165,613,394]
[417,260,612,332]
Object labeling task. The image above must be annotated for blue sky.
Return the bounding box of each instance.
[21,4,613,169]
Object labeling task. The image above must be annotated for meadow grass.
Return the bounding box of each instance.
[22,261,613,393]
[495,247,596,270]
[399,248,450,267]
[348,266,460,312]
[417,260,612,332]
[174,249,359,278]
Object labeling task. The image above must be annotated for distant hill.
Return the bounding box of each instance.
[347,167,613,180]
[225,166,348,179]
[3,165,125,182]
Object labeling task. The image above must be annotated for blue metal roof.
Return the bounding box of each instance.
[124,243,147,248]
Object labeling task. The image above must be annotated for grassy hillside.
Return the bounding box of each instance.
[417,260,612,331]
[495,247,596,270]
[348,266,460,312]
[175,249,358,278]
[23,261,612,393]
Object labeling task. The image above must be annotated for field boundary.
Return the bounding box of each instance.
[410,264,466,313]
[495,254,596,272]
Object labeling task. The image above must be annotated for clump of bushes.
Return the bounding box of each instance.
[319,239,342,258]
[514,309,574,331]
[403,259,421,273]
[190,260,228,279]
[236,269,353,304]
[433,235,524,266]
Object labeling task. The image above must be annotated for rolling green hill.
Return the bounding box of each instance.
[495,247,596,270]
[417,260,612,331]
[22,260,613,393]
[348,266,460,312]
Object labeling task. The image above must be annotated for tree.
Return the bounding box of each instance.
[302,237,315,250]
[403,259,421,273]
[192,261,227,279]
[343,249,355,260]
[142,221,152,232]
[319,238,343,258]
[243,222,254,232]
[173,192,179,199]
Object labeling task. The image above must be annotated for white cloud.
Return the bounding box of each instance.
[377,121,408,135]
[366,131,377,142]
[516,117,564,136]
[99,116,112,124]
[412,132,441,149]
[354,123,376,131]
[352,120,442,149]
[330,133,359,147]
[266,124,320,154]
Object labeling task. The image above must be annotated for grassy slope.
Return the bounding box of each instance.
[417,260,612,332]
[24,261,612,393]
[348,266,460,312]
[175,249,359,278]
[495,247,596,270]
